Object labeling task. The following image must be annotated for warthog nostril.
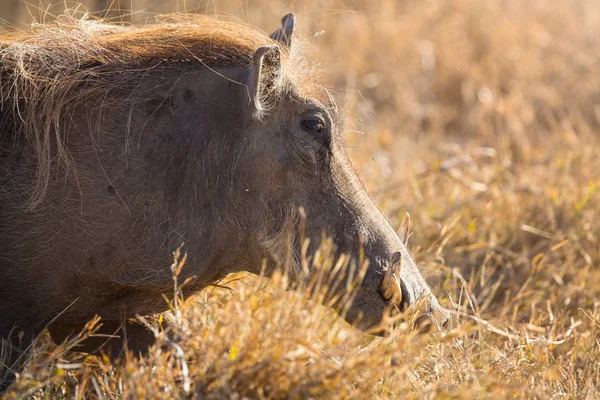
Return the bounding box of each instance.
[433,308,453,331]
[440,316,450,329]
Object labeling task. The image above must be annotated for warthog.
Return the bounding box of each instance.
[0,13,450,389]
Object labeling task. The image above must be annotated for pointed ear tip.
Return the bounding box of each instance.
[280,13,296,34]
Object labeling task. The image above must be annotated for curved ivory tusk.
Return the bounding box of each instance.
[379,252,403,306]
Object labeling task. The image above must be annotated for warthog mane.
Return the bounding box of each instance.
[0,14,315,208]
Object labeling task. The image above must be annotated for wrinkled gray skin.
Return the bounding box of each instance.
[0,14,449,390]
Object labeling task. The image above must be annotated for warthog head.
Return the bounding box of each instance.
[236,15,451,331]
[0,13,449,339]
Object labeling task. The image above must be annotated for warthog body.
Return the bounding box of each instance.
[0,13,449,389]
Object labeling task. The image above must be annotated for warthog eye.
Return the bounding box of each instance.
[302,118,326,136]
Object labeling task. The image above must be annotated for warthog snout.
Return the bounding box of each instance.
[377,251,452,333]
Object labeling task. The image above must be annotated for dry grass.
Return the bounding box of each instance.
[3,0,600,398]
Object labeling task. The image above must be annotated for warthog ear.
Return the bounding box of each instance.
[248,45,282,117]
[269,13,296,48]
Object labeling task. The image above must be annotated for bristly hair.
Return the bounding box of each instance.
[0,13,317,209]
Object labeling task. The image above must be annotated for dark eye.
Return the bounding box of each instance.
[302,118,326,135]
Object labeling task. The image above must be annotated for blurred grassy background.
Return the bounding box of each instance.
[3,0,600,398]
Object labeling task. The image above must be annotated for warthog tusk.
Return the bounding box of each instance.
[379,251,403,307]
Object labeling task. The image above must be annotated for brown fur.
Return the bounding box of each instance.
[0,13,447,391]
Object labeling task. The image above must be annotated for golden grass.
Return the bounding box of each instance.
[3,0,600,398]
